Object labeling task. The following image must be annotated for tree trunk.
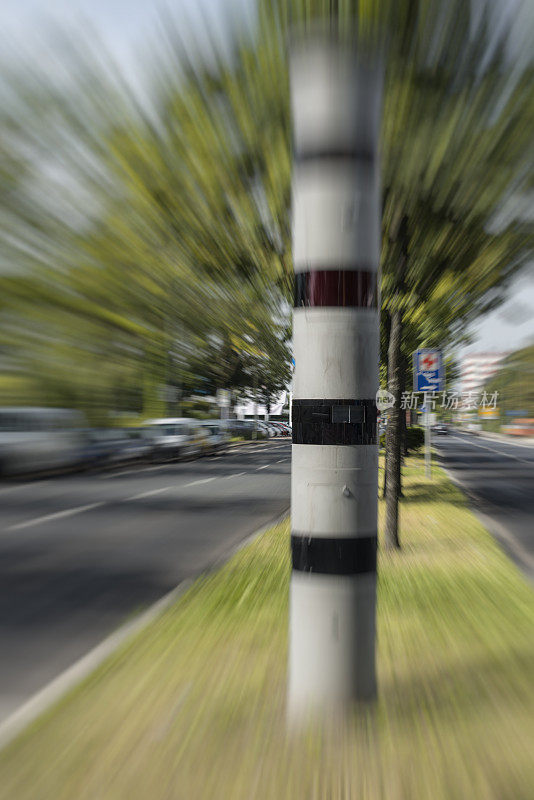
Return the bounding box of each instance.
[143,344,165,419]
[385,309,403,549]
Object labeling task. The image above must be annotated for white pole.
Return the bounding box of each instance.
[289,389,293,427]
[253,373,258,440]
[289,36,382,721]
[425,408,431,478]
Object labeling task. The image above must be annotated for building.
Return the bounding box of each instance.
[233,390,288,420]
[460,352,507,395]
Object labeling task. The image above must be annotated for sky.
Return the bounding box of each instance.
[1,0,533,359]
[458,267,534,358]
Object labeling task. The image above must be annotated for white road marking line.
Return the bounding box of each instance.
[276,459,287,463]
[7,503,105,532]
[226,472,245,479]
[185,477,215,487]
[101,464,169,479]
[256,464,271,470]
[126,487,171,501]
[0,480,47,495]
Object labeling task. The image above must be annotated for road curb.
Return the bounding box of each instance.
[0,508,290,752]
[434,450,534,582]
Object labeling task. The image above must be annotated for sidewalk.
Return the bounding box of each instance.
[1,457,532,800]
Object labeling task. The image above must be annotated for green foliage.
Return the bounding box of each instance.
[0,16,292,420]
[381,426,424,452]
[0,2,532,423]
[483,344,534,420]
[405,426,425,452]
[180,399,219,420]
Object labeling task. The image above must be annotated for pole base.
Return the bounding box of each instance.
[288,570,376,722]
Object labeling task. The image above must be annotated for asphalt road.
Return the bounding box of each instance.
[434,430,534,581]
[0,439,291,723]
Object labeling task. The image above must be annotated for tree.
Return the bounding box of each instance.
[379,6,534,547]
[0,17,293,422]
[484,344,534,422]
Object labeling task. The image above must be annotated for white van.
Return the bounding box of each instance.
[0,407,86,476]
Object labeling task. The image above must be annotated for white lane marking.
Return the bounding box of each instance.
[184,477,215,487]
[256,464,271,470]
[0,480,47,495]
[7,503,105,532]
[226,472,245,479]
[126,487,171,501]
[449,436,532,465]
[276,459,288,463]
[100,464,169,479]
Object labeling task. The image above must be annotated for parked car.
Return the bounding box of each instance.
[81,427,152,470]
[124,427,155,461]
[466,421,482,434]
[0,407,86,477]
[143,418,204,461]
[230,419,267,439]
[256,422,272,438]
[196,425,213,456]
[81,428,122,468]
[270,422,291,436]
[198,420,231,454]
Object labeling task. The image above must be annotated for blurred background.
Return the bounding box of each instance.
[0,0,533,465]
[0,2,533,797]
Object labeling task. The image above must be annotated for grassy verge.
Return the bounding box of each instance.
[1,457,533,799]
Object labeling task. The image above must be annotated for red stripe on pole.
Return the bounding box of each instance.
[294,269,377,308]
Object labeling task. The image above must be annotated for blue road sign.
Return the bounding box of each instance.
[413,349,445,392]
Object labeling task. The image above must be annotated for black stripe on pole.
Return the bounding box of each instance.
[294,269,377,309]
[291,399,377,445]
[294,147,375,164]
[291,534,377,575]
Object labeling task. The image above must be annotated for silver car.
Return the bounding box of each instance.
[144,418,204,461]
[0,407,86,476]
[198,420,231,454]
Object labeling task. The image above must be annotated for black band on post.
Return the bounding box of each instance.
[291,534,377,575]
[294,269,377,309]
[291,399,377,446]
[294,147,376,164]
